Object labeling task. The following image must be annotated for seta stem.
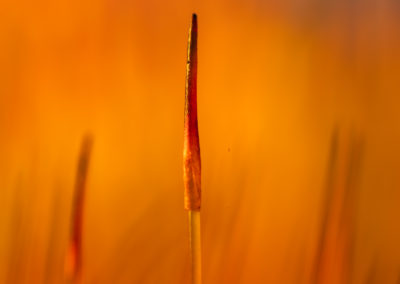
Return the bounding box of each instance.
[189,210,202,284]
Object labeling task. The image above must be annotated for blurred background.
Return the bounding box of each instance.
[1,0,400,283]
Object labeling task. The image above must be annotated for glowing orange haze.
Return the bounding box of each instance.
[0,0,400,283]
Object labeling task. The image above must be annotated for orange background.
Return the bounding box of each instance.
[0,0,400,283]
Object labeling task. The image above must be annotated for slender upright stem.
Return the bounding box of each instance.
[189,211,202,284]
[65,134,93,284]
[183,13,202,284]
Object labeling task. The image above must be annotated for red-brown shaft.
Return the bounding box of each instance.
[65,134,93,283]
[183,14,201,211]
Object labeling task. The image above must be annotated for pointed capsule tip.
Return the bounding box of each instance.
[191,13,198,31]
